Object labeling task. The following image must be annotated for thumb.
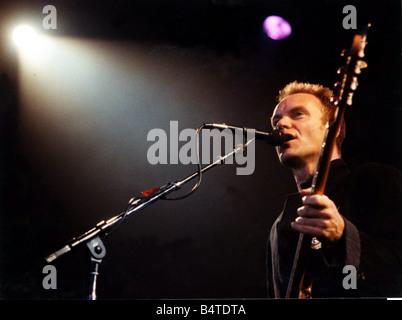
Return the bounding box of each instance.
[300,187,312,196]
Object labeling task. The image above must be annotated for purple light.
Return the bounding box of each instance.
[263,15,292,40]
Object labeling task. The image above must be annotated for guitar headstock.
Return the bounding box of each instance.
[332,24,370,107]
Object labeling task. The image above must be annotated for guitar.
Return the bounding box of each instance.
[285,25,370,298]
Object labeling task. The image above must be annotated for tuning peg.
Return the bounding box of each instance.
[358,42,367,58]
[330,96,339,106]
[354,60,367,74]
[347,92,354,105]
[358,60,368,69]
[340,49,347,57]
[354,66,361,74]
[350,76,358,90]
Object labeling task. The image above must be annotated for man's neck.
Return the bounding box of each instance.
[293,151,341,191]
[293,165,316,191]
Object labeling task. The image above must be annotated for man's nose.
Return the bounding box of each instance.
[276,116,291,130]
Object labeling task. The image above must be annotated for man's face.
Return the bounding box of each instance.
[271,93,327,169]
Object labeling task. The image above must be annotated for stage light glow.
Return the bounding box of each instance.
[263,16,292,40]
[12,25,38,48]
[12,24,55,66]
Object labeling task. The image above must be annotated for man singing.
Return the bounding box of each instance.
[266,81,402,298]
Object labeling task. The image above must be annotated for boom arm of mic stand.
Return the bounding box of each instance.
[44,139,252,263]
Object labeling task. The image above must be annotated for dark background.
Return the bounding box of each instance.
[0,0,400,299]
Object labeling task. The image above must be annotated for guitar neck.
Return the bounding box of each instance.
[310,106,345,195]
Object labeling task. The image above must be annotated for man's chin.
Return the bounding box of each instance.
[279,152,303,169]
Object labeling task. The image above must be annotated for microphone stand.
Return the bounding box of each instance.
[44,137,255,300]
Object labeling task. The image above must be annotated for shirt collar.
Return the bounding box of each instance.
[300,159,350,191]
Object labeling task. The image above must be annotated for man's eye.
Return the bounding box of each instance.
[293,112,304,118]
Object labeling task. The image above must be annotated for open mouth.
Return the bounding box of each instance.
[282,133,296,144]
[279,134,296,151]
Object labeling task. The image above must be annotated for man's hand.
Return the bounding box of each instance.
[291,188,345,243]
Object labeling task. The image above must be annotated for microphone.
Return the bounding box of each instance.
[203,123,287,146]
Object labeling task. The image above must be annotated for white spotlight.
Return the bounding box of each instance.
[12,25,38,48]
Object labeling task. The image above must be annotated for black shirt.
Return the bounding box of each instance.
[267,159,402,298]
